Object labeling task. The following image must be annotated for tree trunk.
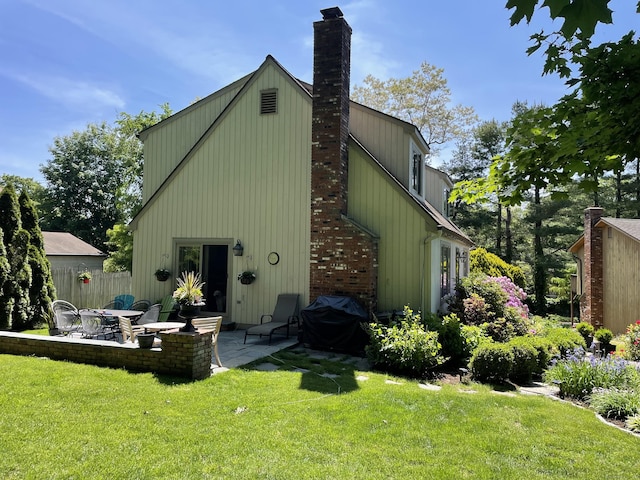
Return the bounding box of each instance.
[505,206,513,264]
[496,201,502,256]
[533,186,546,315]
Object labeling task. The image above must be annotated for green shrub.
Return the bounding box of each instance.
[423,313,465,365]
[460,324,488,359]
[509,336,553,374]
[469,247,527,288]
[541,327,586,357]
[624,320,640,361]
[588,389,640,420]
[366,306,445,378]
[469,342,513,383]
[575,322,594,340]
[594,328,613,345]
[507,340,538,383]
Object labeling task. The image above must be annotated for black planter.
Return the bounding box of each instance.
[179,304,202,332]
[240,277,254,285]
[155,271,170,282]
[137,333,155,349]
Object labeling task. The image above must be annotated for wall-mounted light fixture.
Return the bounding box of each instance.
[232,240,244,256]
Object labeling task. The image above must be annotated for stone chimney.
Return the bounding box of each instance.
[583,207,604,327]
[310,7,378,311]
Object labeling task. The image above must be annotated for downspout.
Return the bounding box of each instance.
[421,226,443,315]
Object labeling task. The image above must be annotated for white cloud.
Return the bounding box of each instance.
[1,70,125,111]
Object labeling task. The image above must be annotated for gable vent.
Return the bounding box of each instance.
[260,89,278,114]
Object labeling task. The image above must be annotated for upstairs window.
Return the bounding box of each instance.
[260,89,278,115]
[411,151,423,195]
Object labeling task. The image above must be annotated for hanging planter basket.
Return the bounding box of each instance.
[154,269,171,282]
[238,271,256,285]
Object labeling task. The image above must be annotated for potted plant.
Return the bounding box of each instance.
[154,268,171,282]
[594,328,614,356]
[78,271,92,284]
[575,321,595,347]
[172,271,206,332]
[238,271,256,285]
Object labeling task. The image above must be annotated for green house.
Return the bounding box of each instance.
[130,8,472,327]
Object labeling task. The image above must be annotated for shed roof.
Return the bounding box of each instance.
[43,232,106,257]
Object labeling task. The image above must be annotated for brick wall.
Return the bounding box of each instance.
[582,207,604,327]
[0,331,213,380]
[310,8,378,311]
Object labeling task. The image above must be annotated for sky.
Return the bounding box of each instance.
[0,0,637,182]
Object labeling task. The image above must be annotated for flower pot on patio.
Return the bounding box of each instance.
[137,333,155,349]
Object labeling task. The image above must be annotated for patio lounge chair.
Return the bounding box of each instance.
[244,294,300,345]
[135,304,161,325]
[119,316,142,344]
[192,316,223,367]
[130,299,151,312]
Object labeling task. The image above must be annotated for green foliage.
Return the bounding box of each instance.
[588,389,640,420]
[540,326,586,357]
[469,342,514,383]
[594,328,613,344]
[507,340,538,383]
[469,247,526,288]
[423,312,465,366]
[509,335,553,374]
[544,348,639,399]
[451,272,508,321]
[575,321,594,339]
[104,223,133,272]
[19,191,56,328]
[626,414,640,432]
[460,324,489,359]
[366,306,444,378]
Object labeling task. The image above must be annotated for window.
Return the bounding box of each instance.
[260,89,277,114]
[411,151,423,195]
[440,244,451,298]
[443,188,451,217]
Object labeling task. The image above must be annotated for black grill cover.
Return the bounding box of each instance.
[301,296,369,354]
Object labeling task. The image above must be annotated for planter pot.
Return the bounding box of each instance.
[82,278,90,284]
[179,304,202,332]
[155,272,170,282]
[137,333,155,349]
[240,277,254,285]
[49,327,60,336]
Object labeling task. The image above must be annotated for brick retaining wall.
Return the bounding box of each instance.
[0,331,213,380]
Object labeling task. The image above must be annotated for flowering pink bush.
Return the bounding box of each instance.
[484,276,529,318]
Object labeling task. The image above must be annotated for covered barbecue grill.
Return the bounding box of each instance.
[301,296,370,354]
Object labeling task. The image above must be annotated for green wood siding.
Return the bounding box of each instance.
[347,144,436,313]
[142,83,245,201]
[133,63,311,325]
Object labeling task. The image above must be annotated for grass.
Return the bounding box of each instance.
[1,350,639,479]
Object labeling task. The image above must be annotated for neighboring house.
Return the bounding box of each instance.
[129,7,472,326]
[43,232,106,270]
[569,207,640,334]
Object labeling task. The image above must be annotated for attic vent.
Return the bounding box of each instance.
[260,89,278,114]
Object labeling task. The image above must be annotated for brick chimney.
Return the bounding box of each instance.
[582,207,604,327]
[310,7,378,311]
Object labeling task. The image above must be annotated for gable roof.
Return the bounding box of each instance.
[130,54,469,244]
[43,232,106,257]
[596,217,640,242]
[569,217,640,254]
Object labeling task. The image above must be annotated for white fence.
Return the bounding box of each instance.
[50,268,132,309]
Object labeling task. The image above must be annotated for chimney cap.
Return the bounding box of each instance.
[320,7,343,20]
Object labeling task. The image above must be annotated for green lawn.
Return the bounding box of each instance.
[1,350,638,479]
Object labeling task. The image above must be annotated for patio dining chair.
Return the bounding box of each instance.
[79,311,110,340]
[130,299,151,312]
[103,299,124,310]
[51,300,81,336]
[135,304,161,325]
[115,294,135,310]
[192,316,223,367]
[244,294,300,345]
[118,316,144,344]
